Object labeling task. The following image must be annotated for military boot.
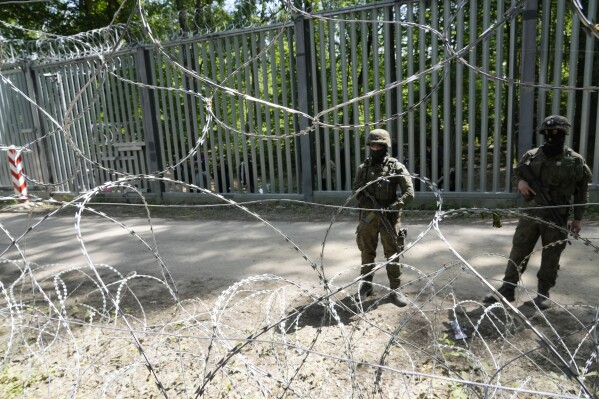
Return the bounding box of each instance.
[389,291,408,307]
[355,275,373,299]
[483,283,516,305]
[388,276,408,308]
[533,287,551,310]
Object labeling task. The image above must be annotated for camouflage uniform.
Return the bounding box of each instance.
[485,115,592,308]
[503,145,591,291]
[353,146,414,291]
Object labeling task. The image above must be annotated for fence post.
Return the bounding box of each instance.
[8,146,28,201]
[517,0,538,160]
[294,14,314,202]
[136,47,164,198]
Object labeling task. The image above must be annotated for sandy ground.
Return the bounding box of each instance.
[0,204,598,398]
[1,207,597,306]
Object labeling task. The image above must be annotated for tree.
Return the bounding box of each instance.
[0,0,135,40]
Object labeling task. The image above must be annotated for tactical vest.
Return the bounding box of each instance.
[523,147,585,207]
[357,156,404,207]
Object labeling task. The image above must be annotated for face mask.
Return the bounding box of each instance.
[541,130,565,157]
[370,148,387,163]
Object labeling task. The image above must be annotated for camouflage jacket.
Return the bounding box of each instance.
[353,154,414,210]
[514,145,592,220]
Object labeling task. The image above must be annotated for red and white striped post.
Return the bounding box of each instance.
[8,145,28,201]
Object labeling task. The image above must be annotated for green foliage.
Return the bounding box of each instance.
[0,0,135,39]
[0,365,51,398]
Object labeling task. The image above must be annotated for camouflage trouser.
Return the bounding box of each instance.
[502,217,568,291]
[356,210,404,289]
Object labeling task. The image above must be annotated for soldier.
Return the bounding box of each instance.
[483,115,592,309]
[353,129,415,307]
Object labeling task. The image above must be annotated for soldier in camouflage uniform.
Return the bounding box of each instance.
[484,115,592,309]
[353,129,415,307]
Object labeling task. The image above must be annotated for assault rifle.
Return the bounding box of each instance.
[361,191,408,243]
[517,164,565,227]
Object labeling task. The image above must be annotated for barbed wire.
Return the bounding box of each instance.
[1,192,597,397]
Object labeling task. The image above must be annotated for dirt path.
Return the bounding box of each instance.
[0,202,598,398]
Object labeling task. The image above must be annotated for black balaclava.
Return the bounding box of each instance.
[541,129,566,157]
[370,146,387,163]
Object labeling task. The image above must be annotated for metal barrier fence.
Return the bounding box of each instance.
[0,0,597,203]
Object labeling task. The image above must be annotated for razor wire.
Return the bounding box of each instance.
[0,0,598,397]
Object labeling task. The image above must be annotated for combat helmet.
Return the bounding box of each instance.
[538,115,571,135]
[367,129,391,147]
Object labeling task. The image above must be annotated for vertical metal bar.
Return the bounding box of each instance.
[418,1,427,190]
[97,66,113,187]
[430,1,439,187]
[587,1,598,182]
[244,34,259,193]
[239,35,253,193]
[455,5,464,191]
[480,0,490,191]
[317,21,328,191]
[479,3,490,192]
[506,0,518,191]
[340,19,349,191]
[192,42,206,190]
[269,31,282,193]
[566,14,580,149]
[372,13,381,124]
[537,0,552,123]
[259,32,274,193]
[518,0,538,160]
[328,21,338,191]
[442,2,452,191]
[207,39,221,191]
[551,1,566,115]
[229,35,242,193]
[107,61,125,181]
[578,0,597,159]
[294,14,313,200]
[407,3,415,177]
[288,26,300,195]
[251,33,266,193]
[281,29,294,193]
[268,30,282,193]
[154,51,170,190]
[350,18,360,188]
[384,7,392,135]
[493,0,505,192]
[162,49,176,184]
[172,47,186,185]
[467,0,477,192]
[180,44,195,186]
[136,47,163,195]
[395,3,405,165]
[361,10,370,163]
[220,37,235,193]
